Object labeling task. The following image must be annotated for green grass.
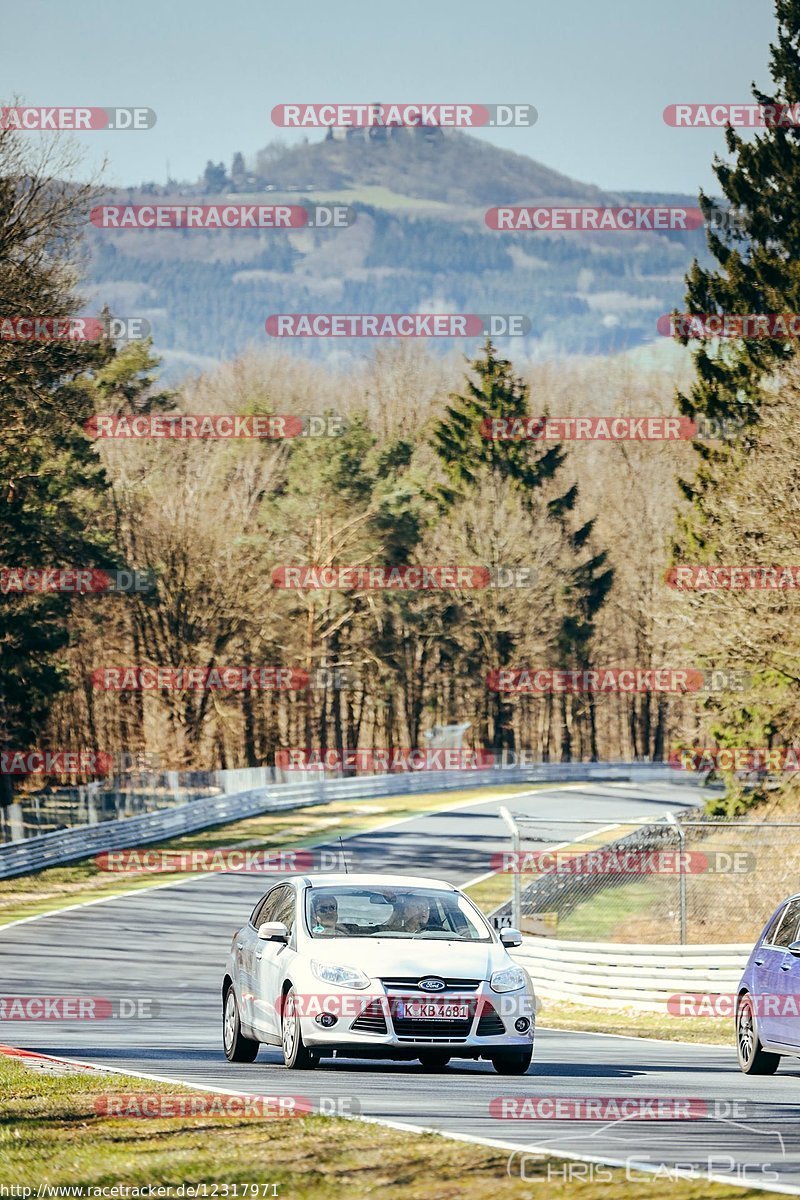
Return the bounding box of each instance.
[0,783,541,927]
[554,879,666,940]
[463,871,515,913]
[538,998,732,1046]
[0,1055,759,1199]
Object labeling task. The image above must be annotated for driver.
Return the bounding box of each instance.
[381,895,431,934]
[403,897,431,933]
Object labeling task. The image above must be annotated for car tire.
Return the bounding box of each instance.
[281,986,318,1070]
[491,1047,533,1075]
[737,992,780,1075]
[418,1052,451,1071]
[223,984,259,1063]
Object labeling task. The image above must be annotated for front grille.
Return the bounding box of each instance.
[392,1015,472,1040]
[476,1003,506,1037]
[350,999,388,1035]
[380,977,481,991]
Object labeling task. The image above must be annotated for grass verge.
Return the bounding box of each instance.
[537,998,732,1046]
[0,1054,757,1199]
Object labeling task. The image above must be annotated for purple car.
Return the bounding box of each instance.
[736,893,800,1074]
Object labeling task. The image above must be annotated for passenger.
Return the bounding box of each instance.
[310,894,343,935]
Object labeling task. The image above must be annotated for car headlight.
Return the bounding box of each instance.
[311,960,370,989]
[490,966,526,993]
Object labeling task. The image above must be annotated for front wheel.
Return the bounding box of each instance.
[282,987,318,1069]
[223,985,259,1063]
[737,993,780,1075]
[491,1046,533,1075]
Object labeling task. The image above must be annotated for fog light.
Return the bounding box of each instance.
[514,1017,530,1033]
[316,1012,337,1027]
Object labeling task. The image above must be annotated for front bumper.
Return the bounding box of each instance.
[299,980,536,1054]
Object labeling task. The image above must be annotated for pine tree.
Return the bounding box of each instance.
[430,340,565,509]
[431,342,613,757]
[672,1,800,783]
[678,0,800,436]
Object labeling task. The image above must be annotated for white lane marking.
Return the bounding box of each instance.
[0,872,203,934]
[0,1043,794,1195]
[455,782,594,888]
[0,784,562,935]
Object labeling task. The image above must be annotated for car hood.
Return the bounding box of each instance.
[305,936,512,982]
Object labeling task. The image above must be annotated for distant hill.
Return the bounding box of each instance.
[250,129,614,207]
[84,130,711,377]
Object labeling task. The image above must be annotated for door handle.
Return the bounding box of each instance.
[236,942,243,950]
[781,962,792,971]
[255,952,263,961]
[754,958,764,966]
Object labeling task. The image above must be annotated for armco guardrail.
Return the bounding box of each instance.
[512,936,750,1012]
[0,760,709,880]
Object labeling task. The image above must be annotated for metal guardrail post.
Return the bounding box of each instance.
[499,805,521,930]
[665,811,686,945]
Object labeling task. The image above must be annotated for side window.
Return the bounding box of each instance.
[272,887,297,938]
[251,886,288,929]
[770,899,800,949]
[762,906,787,946]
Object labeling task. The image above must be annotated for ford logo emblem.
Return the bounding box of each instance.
[418,977,446,992]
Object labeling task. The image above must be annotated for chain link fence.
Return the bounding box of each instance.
[492,811,800,945]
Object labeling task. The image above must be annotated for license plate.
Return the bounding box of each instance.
[400,1001,470,1020]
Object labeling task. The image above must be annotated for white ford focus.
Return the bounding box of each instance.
[222,873,535,1074]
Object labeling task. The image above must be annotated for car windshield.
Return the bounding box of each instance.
[305,886,491,940]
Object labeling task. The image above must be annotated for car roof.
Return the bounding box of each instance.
[297,873,458,890]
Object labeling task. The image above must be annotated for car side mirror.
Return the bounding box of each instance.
[787,940,800,956]
[258,921,289,942]
[500,928,523,948]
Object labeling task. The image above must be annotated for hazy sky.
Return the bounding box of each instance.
[1,0,778,195]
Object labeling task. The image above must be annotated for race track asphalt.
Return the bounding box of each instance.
[3,780,799,1194]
